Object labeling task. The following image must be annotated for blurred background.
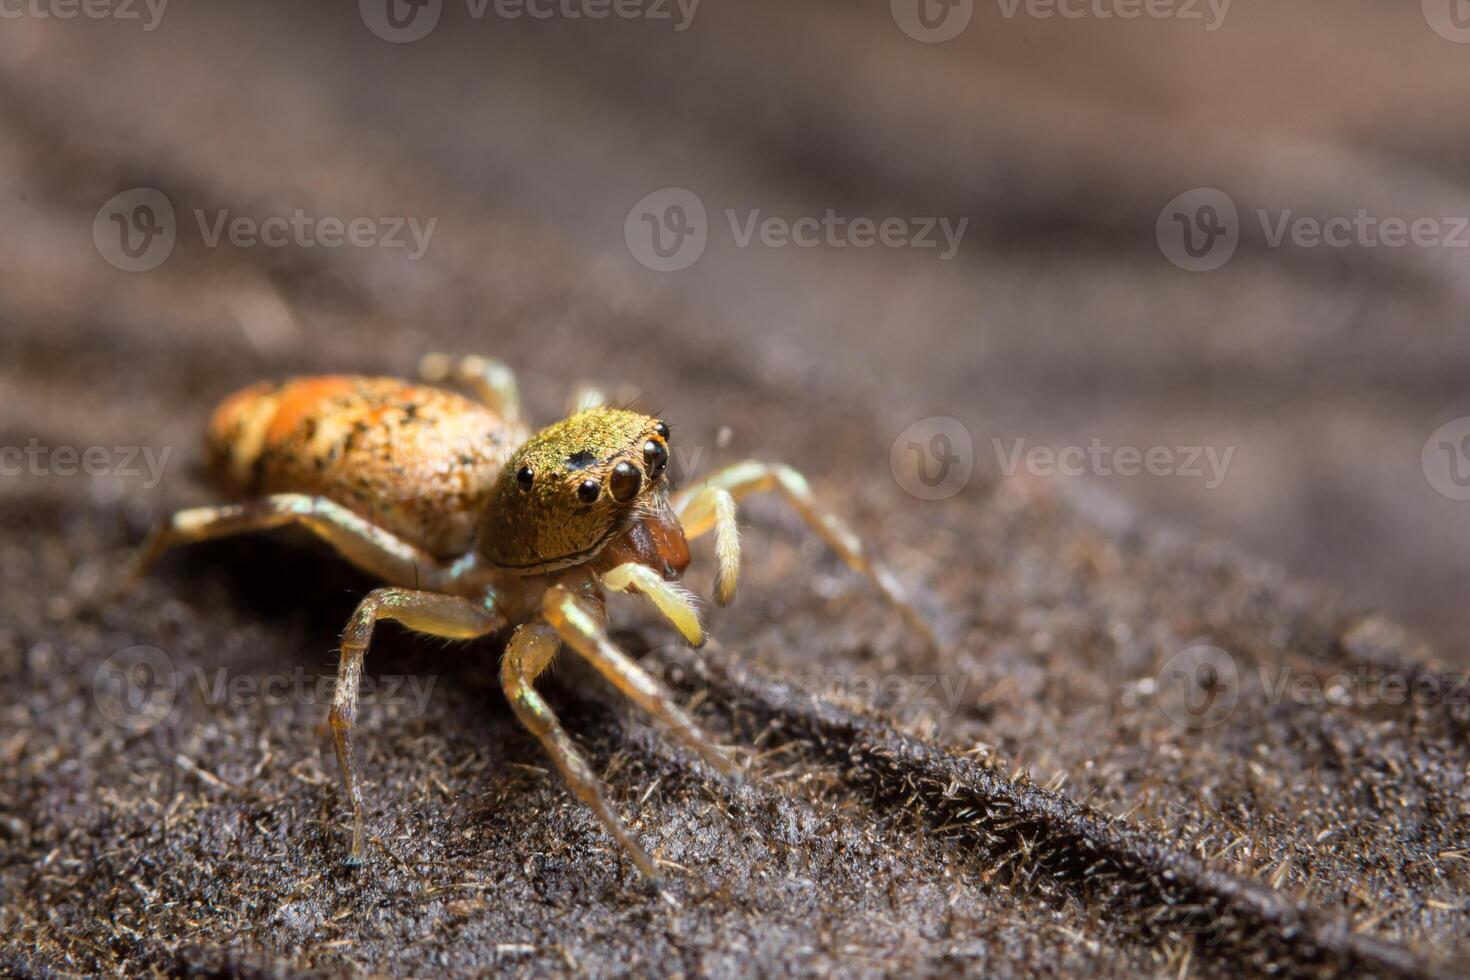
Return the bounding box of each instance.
[1,0,1468,656]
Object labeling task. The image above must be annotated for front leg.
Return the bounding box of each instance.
[330,588,503,863]
[675,461,938,651]
[672,486,739,604]
[542,585,737,779]
[500,619,660,881]
[601,561,704,647]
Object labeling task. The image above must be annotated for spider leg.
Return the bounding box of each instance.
[601,561,704,647]
[565,382,607,415]
[124,494,447,591]
[501,618,660,881]
[543,585,737,779]
[673,461,938,650]
[673,485,740,604]
[418,352,524,428]
[331,587,503,863]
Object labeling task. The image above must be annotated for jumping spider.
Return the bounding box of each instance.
[127,354,936,879]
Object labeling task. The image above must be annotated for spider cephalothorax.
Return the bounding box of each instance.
[126,353,936,882]
[477,408,688,579]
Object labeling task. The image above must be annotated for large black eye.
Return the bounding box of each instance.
[516,465,534,491]
[576,479,600,504]
[610,461,642,502]
[643,439,668,480]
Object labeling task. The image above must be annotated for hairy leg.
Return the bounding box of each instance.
[419,352,524,428]
[674,461,938,650]
[565,382,607,415]
[543,585,737,778]
[331,587,503,863]
[601,561,704,646]
[500,619,660,880]
[674,485,740,604]
[125,494,448,591]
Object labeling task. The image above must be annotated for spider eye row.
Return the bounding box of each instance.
[515,421,670,505]
[609,461,642,502]
[643,439,668,480]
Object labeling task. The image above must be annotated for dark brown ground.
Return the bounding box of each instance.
[4,2,1470,977]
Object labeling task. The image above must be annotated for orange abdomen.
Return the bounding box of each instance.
[205,376,525,558]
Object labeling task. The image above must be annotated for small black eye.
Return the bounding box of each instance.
[643,439,668,480]
[610,461,642,502]
[654,420,670,441]
[577,479,600,504]
[516,465,534,491]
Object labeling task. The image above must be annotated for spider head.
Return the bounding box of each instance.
[477,408,688,578]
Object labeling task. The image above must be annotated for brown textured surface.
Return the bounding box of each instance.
[3,2,1470,977]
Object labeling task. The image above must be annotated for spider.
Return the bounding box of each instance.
[126,353,936,879]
